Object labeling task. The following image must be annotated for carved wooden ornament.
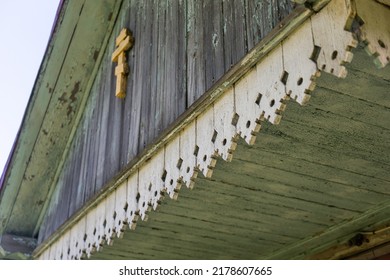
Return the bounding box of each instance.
[111,28,134,98]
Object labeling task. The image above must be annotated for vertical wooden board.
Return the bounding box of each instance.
[93,65,110,192]
[76,121,89,210]
[69,217,86,260]
[177,0,187,116]
[104,191,116,245]
[138,160,153,220]
[154,0,167,135]
[179,121,198,188]
[245,0,262,51]
[94,202,106,252]
[164,136,182,199]
[59,233,70,260]
[203,0,224,90]
[120,0,136,166]
[186,0,206,104]
[163,0,175,128]
[126,170,140,230]
[245,0,294,50]
[222,0,234,71]
[101,52,118,185]
[163,0,186,127]
[83,71,101,203]
[115,179,128,238]
[104,32,123,185]
[282,20,319,105]
[275,0,294,22]
[125,0,142,161]
[310,0,357,78]
[147,0,160,144]
[56,158,74,232]
[68,131,85,217]
[84,208,96,258]
[196,107,217,178]
[256,0,272,44]
[40,170,64,240]
[255,45,287,124]
[234,67,262,145]
[232,0,247,63]
[149,150,165,210]
[213,87,237,161]
[138,0,153,152]
[52,235,62,260]
[84,107,97,202]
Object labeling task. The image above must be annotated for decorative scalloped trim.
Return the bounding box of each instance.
[36,0,389,260]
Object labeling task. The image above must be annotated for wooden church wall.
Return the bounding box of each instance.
[38,0,294,243]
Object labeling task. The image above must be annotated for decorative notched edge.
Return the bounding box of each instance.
[36,0,389,260]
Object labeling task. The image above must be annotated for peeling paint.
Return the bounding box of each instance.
[58,92,67,104]
[70,81,80,103]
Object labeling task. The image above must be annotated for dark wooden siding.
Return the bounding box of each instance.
[38,0,294,243]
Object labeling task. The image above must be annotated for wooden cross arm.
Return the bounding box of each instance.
[115,28,131,46]
[111,35,134,62]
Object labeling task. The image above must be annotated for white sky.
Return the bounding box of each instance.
[0,0,60,175]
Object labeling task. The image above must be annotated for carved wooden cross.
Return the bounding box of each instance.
[111,28,134,98]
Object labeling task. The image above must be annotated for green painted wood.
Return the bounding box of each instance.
[0,0,87,235]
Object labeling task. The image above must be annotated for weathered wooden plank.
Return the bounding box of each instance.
[177,0,187,115]
[77,123,89,209]
[245,0,294,50]
[57,157,74,229]
[203,0,224,90]
[149,208,295,245]
[186,0,206,104]
[195,174,362,224]
[104,35,123,184]
[119,0,135,167]
[146,0,160,145]
[119,222,270,259]
[214,160,381,213]
[280,112,390,162]
[317,69,390,108]
[276,0,294,23]
[231,142,390,197]
[311,86,390,131]
[84,74,101,201]
[153,0,167,135]
[101,223,267,259]
[232,0,247,63]
[138,0,153,152]
[125,0,142,161]
[68,132,84,217]
[241,131,390,191]
[94,59,111,190]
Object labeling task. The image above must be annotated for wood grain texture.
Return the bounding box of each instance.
[38,0,294,242]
